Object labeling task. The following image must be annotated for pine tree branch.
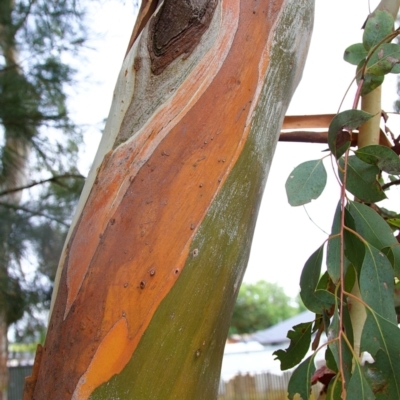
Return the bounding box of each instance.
[13,0,37,35]
[0,201,70,226]
[0,174,85,197]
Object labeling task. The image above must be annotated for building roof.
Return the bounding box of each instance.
[250,310,315,345]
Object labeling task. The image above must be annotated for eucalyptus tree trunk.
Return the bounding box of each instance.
[25,0,314,398]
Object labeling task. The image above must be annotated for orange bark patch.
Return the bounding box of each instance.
[73,318,131,399]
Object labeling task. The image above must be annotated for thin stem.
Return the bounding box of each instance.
[344,291,370,309]
[343,225,368,245]
[353,79,364,110]
[339,149,349,395]
[338,77,357,113]
[382,178,400,190]
[303,206,329,235]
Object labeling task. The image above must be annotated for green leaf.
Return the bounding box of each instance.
[365,351,400,400]
[287,356,316,400]
[344,264,357,293]
[316,271,333,292]
[328,110,372,159]
[328,310,352,385]
[339,156,386,203]
[361,72,385,95]
[273,322,312,370]
[325,346,338,373]
[386,218,400,228]
[326,375,343,400]
[361,309,400,357]
[390,63,400,74]
[360,245,397,323]
[285,160,327,206]
[363,10,394,51]
[300,246,335,314]
[348,201,400,277]
[342,304,354,348]
[366,43,400,75]
[361,311,400,399]
[347,202,398,251]
[344,43,368,65]
[327,310,340,362]
[347,362,375,400]
[327,202,342,283]
[344,210,365,272]
[382,246,400,278]
[355,144,400,174]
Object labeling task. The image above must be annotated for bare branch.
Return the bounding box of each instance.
[0,174,85,197]
[0,201,70,226]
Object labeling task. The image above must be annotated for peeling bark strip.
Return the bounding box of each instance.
[26,0,314,399]
[149,0,218,74]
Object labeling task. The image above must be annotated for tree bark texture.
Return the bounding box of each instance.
[26,0,314,398]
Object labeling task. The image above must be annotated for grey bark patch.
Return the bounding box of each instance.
[148,0,218,75]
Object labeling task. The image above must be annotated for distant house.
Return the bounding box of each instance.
[221,310,317,380]
[250,310,315,345]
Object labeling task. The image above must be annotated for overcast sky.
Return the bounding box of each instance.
[69,0,400,297]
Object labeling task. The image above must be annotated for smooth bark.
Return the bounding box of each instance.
[26,0,315,398]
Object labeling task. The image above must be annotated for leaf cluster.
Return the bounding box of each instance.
[277,112,400,397]
[344,10,400,95]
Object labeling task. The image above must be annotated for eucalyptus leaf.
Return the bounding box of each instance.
[361,311,400,399]
[366,43,400,75]
[390,63,400,74]
[365,351,400,400]
[327,310,340,368]
[355,145,400,174]
[363,10,394,51]
[287,356,316,400]
[300,246,335,314]
[339,156,386,203]
[347,201,398,251]
[327,202,342,283]
[361,309,400,357]
[386,218,400,228]
[360,245,397,323]
[273,322,312,370]
[325,346,338,373]
[382,246,400,278]
[326,376,343,400]
[361,73,385,95]
[285,159,327,206]
[344,264,357,293]
[342,303,354,347]
[347,362,375,400]
[328,110,372,159]
[344,210,365,272]
[344,43,368,65]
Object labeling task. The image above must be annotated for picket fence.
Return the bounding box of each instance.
[218,371,322,400]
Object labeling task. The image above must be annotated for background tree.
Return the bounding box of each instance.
[0,0,90,396]
[229,281,304,335]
